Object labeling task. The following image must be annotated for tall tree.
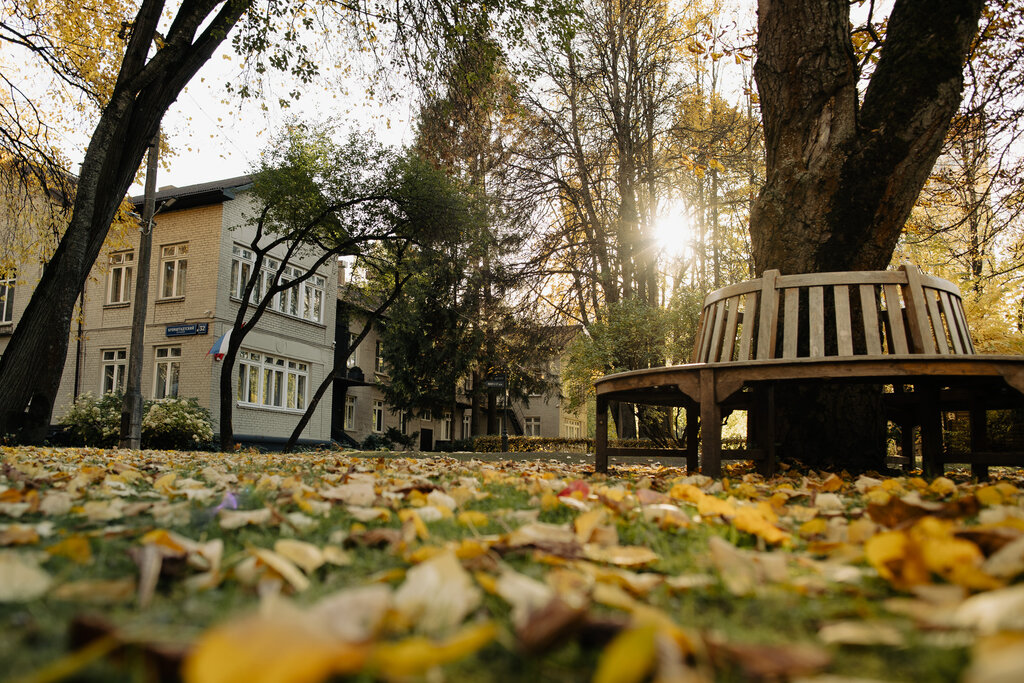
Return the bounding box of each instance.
[749,0,986,470]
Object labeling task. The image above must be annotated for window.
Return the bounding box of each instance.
[235,350,308,410]
[421,409,432,422]
[347,333,358,368]
[525,417,541,437]
[101,349,127,394]
[0,271,14,323]
[229,245,254,300]
[399,410,409,435]
[106,252,133,304]
[565,419,582,439]
[374,340,386,374]
[463,411,471,438]
[372,400,384,433]
[154,346,181,398]
[441,412,452,440]
[345,395,356,430]
[160,243,188,298]
[230,245,324,323]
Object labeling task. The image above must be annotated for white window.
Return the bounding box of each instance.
[565,418,582,439]
[441,412,452,440]
[230,245,323,323]
[345,395,356,430]
[525,417,541,437]
[372,400,384,433]
[230,245,254,300]
[462,411,471,439]
[235,350,308,410]
[0,271,14,323]
[399,410,409,435]
[106,252,133,304]
[374,340,385,374]
[154,346,181,399]
[101,348,127,394]
[347,333,358,368]
[159,243,188,298]
[421,409,431,422]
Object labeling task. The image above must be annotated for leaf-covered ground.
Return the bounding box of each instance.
[2,447,1024,682]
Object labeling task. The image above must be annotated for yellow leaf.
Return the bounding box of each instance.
[47,535,93,564]
[799,517,829,539]
[733,507,790,545]
[592,625,658,683]
[697,495,737,518]
[457,511,489,528]
[574,508,607,543]
[865,530,930,590]
[153,472,177,494]
[273,539,325,574]
[583,545,659,567]
[398,508,430,540]
[183,613,368,683]
[252,549,310,592]
[975,486,1003,506]
[928,477,957,498]
[369,621,497,678]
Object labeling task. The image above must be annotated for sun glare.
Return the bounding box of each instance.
[652,203,693,258]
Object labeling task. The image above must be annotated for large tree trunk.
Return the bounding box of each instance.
[750,0,984,471]
[0,0,249,441]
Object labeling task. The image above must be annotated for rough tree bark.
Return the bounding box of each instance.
[0,0,250,441]
[749,0,984,470]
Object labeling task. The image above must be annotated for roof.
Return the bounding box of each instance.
[130,174,253,213]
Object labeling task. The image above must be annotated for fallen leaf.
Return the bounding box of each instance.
[219,508,273,530]
[393,550,481,633]
[368,621,497,678]
[592,625,658,683]
[274,539,325,574]
[818,620,905,646]
[0,551,53,601]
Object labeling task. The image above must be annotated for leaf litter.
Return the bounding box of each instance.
[0,445,1023,681]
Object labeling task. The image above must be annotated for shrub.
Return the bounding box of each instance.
[360,433,389,450]
[59,392,124,447]
[141,397,214,449]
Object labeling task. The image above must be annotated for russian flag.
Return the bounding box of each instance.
[208,330,231,361]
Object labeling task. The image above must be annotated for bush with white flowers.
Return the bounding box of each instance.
[142,397,214,449]
[59,392,124,447]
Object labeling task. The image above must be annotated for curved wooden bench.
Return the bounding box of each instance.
[594,265,1024,477]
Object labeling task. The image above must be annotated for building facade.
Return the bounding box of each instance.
[2,173,585,449]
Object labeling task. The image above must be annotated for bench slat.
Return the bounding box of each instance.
[924,288,950,354]
[783,288,799,359]
[723,296,740,362]
[883,284,910,354]
[778,271,906,288]
[902,265,937,354]
[939,291,963,354]
[756,270,780,360]
[709,299,728,362]
[738,292,757,361]
[834,285,854,356]
[860,284,882,355]
[949,294,975,353]
[697,305,715,362]
[809,286,825,357]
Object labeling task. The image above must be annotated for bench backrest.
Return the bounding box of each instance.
[692,265,975,363]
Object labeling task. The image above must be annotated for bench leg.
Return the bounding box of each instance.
[970,407,989,482]
[919,385,943,479]
[900,420,915,473]
[595,396,609,474]
[685,405,699,473]
[700,370,722,477]
[754,385,776,476]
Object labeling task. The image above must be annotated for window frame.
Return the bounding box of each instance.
[0,271,14,323]
[106,251,134,305]
[372,399,384,433]
[525,416,541,437]
[153,346,182,399]
[344,395,356,430]
[235,349,309,412]
[101,348,128,394]
[159,243,188,299]
[229,245,324,324]
[374,340,386,374]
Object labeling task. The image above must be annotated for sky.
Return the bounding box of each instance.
[129,40,420,195]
